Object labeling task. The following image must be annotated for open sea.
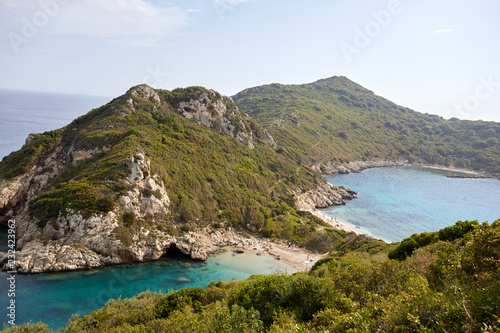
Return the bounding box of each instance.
[0,89,111,160]
[1,89,500,330]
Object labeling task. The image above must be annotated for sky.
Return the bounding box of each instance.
[0,0,499,122]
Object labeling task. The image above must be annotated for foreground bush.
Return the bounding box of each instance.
[3,220,499,332]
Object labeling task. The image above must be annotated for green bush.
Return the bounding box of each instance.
[227,273,353,327]
[122,212,136,226]
[389,220,479,260]
[155,287,205,318]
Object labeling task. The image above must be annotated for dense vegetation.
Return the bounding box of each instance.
[233,76,500,177]
[2,78,499,332]
[5,220,499,332]
[388,220,479,260]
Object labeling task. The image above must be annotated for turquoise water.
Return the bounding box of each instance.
[322,167,500,243]
[0,248,291,330]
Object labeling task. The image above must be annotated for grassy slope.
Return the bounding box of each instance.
[233,76,500,176]
[7,220,499,332]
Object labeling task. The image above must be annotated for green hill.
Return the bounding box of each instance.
[0,84,359,273]
[233,76,500,177]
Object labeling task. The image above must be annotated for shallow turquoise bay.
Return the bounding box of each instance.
[0,249,291,330]
[322,166,500,243]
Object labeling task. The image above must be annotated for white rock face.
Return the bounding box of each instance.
[4,214,253,273]
[130,85,161,105]
[71,147,102,166]
[119,153,170,220]
[294,182,357,211]
[0,146,66,224]
[177,90,277,149]
[179,93,228,127]
[1,149,178,273]
[125,153,151,185]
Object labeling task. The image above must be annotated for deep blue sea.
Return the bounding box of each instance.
[1,90,500,330]
[322,167,500,243]
[0,89,111,160]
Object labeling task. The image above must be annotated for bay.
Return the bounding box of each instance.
[322,166,500,243]
[0,241,290,330]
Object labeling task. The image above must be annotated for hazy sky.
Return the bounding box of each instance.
[1,0,499,122]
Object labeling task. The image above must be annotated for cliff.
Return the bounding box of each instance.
[0,84,355,273]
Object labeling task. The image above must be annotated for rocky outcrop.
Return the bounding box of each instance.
[71,147,102,166]
[294,182,357,211]
[0,146,67,224]
[176,90,276,149]
[4,220,257,273]
[125,153,151,185]
[312,159,409,175]
[130,84,161,105]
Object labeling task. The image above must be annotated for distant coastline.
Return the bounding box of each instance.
[314,158,499,181]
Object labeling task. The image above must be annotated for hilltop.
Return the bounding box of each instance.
[233,76,500,177]
[0,85,359,273]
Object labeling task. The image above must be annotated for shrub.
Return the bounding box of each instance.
[389,220,479,261]
[227,273,351,328]
[155,287,205,318]
[122,211,136,226]
[96,196,115,212]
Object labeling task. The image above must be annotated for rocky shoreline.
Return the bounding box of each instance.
[0,224,273,274]
[3,154,496,274]
[312,158,499,180]
[311,159,409,175]
[0,157,357,274]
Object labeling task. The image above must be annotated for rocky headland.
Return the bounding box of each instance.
[0,85,357,273]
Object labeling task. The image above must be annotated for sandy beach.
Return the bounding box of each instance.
[417,164,484,176]
[225,210,370,273]
[310,210,365,235]
[226,236,327,273]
